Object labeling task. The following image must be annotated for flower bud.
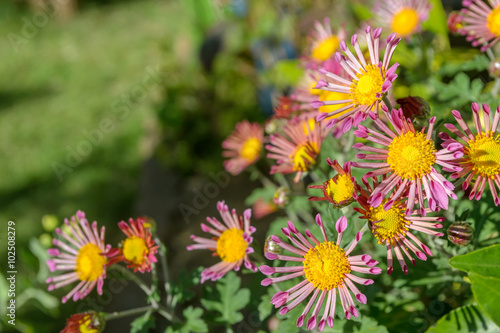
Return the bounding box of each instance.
[273,187,291,207]
[489,58,500,78]
[447,221,474,247]
[396,96,430,130]
[264,235,283,256]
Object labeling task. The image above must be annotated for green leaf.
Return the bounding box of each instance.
[201,271,250,325]
[468,273,500,326]
[258,288,275,321]
[130,310,156,333]
[422,0,449,38]
[182,306,208,332]
[449,244,500,278]
[426,304,499,333]
[171,268,202,305]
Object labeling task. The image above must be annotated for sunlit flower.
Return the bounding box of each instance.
[260,215,381,331]
[105,217,159,273]
[187,201,257,282]
[222,120,264,175]
[373,0,431,38]
[266,116,324,183]
[46,211,110,303]
[307,18,346,64]
[459,0,500,51]
[309,158,356,208]
[440,103,500,206]
[355,179,444,275]
[61,311,104,333]
[312,26,400,133]
[353,107,460,215]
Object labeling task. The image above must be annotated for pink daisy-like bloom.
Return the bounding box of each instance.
[260,215,381,331]
[46,211,111,303]
[105,217,159,273]
[440,103,500,206]
[354,179,444,275]
[312,26,400,133]
[306,18,347,65]
[459,0,500,51]
[187,201,257,283]
[373,0,431,38]
[266,115,324,183]
[222,120,264,176]
[353,107,460,215]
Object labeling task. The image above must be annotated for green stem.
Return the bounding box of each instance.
[486,47,495,62]
[492,77,500,98]
[111,265,157,307]
[156,239,173,311]
[382,95,393,112]
[104,305,154,321]
[248,165,275,188]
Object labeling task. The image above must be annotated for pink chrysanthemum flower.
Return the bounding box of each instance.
[222,120,264,175]
[187,201,257,283]
[312,26,400,133]
[259,215,381,331]
[46,211,110,303]
[354,179,444,275]
[306,18,346,64]
[440,103,500,206]
[353,107,460,215]
[105,217,159,273]
[459,0,500,51]
[308,158,356,208]
[266,116,324,183]
[61,311,104,333]
[373,0,431,38]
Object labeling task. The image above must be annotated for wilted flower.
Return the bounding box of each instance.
[309,159,356,208]
[373,0,431,38]
[61,311,104,333]
[459,0,500,51]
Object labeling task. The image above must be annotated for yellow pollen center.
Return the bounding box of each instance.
[302,118,316,135]
[326,174,355,204]
[312,35,339,61]
[309,81,321,96]
[79,317,98,333]
[290,142,319,172]
[240,137,261,162]
[303,241,350,290]
[122,236,149,265]
[76,243,107,282]
[216,229,247,263]
[368,201,409,244]
[350,64,385,106]
[466,132,500,178]
[319,90,351,118]
[391,8,419,36]
[387,131,436,180]
[487,6,500,36]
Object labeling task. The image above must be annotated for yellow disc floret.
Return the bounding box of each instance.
[487,6,500,36]
[350,64,385,106]
[391,8,419,36]
[76,243,107,281]
[290,142,319,172]
[122,236,148,265]
[368,201,409,244]
[240,137,261,162]
[303,241,350,290]
[312,35,339,62]
[387,131,436,180]
[319,90,351,118]
[216,229,247,263]
[466,132,500,178]
[326,174,355,205]
[79,316,99,333]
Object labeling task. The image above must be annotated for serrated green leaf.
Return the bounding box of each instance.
[171,268,202,305]
[449,244,500,278]
[426,304,499,333]
[130,310,156,333]
[258,288,275,321]
[183,306,208,332]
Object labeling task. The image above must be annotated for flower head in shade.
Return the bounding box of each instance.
[259,215,381,331]
[46,211,110,303]
[448,11,464,34]
[309,158,356,208]
[253,199,279,219]
[373,0,431,38]
[105,217,159,273]
[266,116,324,183]
[222,120,264,175]
[353,107,460,215]
[187,201,257,282]
[61,311,104,333]
[459,0,500,51]
[354,179,444,275]
[440,103,500,206]
[312,27,400,133]
[307,18,346,64]
[273,96,300,119]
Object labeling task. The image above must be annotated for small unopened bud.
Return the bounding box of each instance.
[396,96,431,129]
[264,235,283,256]
[489,58,500,78]
[273,187,291,207]
[447,11,463,34]
[447,221,474,247]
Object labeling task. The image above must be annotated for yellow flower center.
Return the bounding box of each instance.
[303,241,350,290]
[387,131,436,180]
[326,174,354,204]
[76,243,107,282]
[391,8,419,36]
[312,35,339,62]
[466,132,500,178]
[350,64,385,106]
[79,317,98,333]
[487,6,500,36]
[216,229,247,263]
[319,90,351,118]
[302,118,316,135]
[290,142,319,172]
[368,201,409,244]
[122,236,148,265]
[240,137,261,162]
[309,81,321,96]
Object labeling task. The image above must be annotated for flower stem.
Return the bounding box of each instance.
[382,95,393,112]
[111,265,158,308]
[486,47,495,62]
[156,238,173,311]
[104,305,155,321]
